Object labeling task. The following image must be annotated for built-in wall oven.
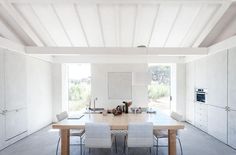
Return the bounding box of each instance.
[195,88,207,103]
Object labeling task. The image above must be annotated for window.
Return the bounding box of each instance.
[67,64,91,112]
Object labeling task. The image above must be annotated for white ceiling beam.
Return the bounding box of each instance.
[132,4,138,47]
[0,36,54,62]
[193,2,232,47]
[163,5,182,47]
[6,0,230,4]
[96,4,105,47]
[115,5,120,47]
[0,36,25,53]
[25,46,208,56]
[29,5,57,46]
[53,55,185,63]
[179,4,204,47]
[51,5,73,46]
[0,0,44,46]
[73,4,90,47]
[148,4,160,47]
[208,35,236,54]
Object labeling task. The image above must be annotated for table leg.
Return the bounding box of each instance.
[61,129,70,155]
[168,129,176,155]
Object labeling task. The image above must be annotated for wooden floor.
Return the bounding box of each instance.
[0,123,236,155]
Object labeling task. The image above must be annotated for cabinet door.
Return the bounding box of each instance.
[228,47,236,149]
[228,110,236,149]
[208,105,227,143]
[186,62,195,124]
[195,57,207,88]
[186,101,195,124]
[228,47,236,110]
[0,50,4,150]
[207,51,227,108]
[5,52,26,110]
[5,108,27,140]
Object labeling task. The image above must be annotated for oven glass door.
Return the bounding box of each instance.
[196,93,205,103]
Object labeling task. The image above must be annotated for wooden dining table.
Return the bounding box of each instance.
[52,111,184,155]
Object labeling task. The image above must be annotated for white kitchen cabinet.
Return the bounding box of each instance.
[5,108,27,140]
[0,51,27,150]
[207,51,227,108]
[228,48,236,110]
[185,62,195,124]
[195,103,208,132]
[5,52,27,110]
[228,110,236,149]
[0,50,4,150]
[208,105,227,143]
[227,47,236,149]
[195,57,207,88]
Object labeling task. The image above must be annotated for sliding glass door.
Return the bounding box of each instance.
[148,64,171,114]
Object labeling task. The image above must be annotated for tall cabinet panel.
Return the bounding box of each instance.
[195,57,207,88]
[208,105,227,143]
[5,52,27,110]
[207,51,228,143]
[185,62,195,124]
[207,51,227,108]
[0,50,5,150]
[4,52,27,142]
[228,47,236,149]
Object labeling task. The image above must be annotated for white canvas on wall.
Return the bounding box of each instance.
[108,72,132,99]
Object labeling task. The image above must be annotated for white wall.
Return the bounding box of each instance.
[91,64,149,109]
[26,56,52,134]
[175,63,186,119]
[52,63,68,122]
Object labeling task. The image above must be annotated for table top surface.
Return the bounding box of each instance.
[52,111,185,130]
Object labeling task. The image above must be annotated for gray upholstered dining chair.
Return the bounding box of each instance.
[125,122,154,155]
[84,122,116,155]
[154,112,183,155]
[56,111,85,155]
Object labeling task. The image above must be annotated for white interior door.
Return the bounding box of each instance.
[207,51,227,108]
[0,50,5,150]
[208,105,227,143]
[228,47,236,149]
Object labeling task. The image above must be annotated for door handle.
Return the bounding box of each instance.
[0,109,7,115]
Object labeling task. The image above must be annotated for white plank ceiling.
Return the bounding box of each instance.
[0,0,233,47]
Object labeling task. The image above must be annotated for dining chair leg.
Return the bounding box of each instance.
[80,137,82,155]
[115,136,117,153]
[56,137,61,155]
[177,137,183,155]
[123,135,127,154]
[156,138,159,155]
